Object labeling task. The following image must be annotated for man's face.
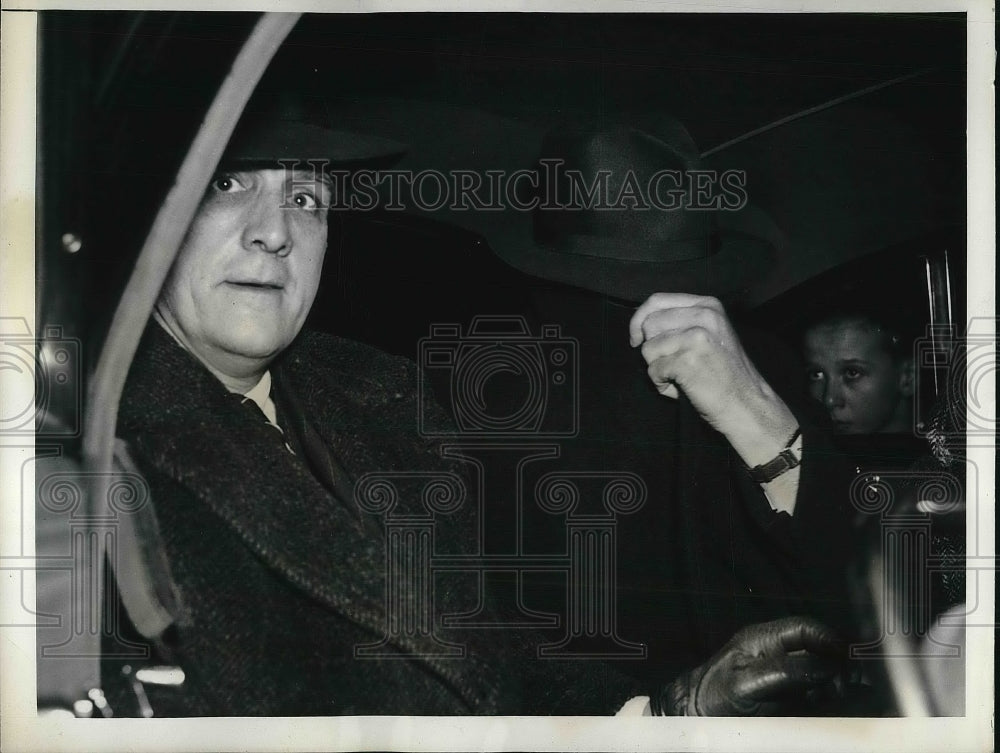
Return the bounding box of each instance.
[803,321,914,434]
[156,168,330,378]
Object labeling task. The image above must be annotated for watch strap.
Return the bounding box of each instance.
[747,428,802,484]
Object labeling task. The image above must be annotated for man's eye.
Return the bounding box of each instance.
[210,174,247,193]
[292,192,324,210]
[843,368,864,381]
[806,369,824,382]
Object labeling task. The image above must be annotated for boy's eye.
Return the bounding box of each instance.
[843,368,864,381]
[806,369,824,382]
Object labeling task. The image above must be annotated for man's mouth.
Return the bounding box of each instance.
[225,280,284,290]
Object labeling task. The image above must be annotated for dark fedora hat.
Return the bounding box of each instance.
[471,114,783,305]
[220,95,406,169]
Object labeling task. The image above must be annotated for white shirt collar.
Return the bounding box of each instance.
[241,370,278,426]
[152,311,279,425]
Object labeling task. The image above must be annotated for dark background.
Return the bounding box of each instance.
[37,11,966,368]
[27,11,976,718]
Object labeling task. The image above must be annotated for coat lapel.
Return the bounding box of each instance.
[118,325,503,712]
[121,328,390,635]
[270,368,364,526]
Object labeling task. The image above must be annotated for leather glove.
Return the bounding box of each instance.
[651,617,846,716]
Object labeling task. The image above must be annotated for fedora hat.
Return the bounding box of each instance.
[462,114,783,305]
[321,99,782,305]
[221,95,406,169]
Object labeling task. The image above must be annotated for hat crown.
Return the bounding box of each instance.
[531,118,714,263]
[221,95,405,168]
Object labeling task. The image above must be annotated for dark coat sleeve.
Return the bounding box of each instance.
[724,326,860,638]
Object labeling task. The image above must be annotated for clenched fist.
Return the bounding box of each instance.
[628,293,798,474]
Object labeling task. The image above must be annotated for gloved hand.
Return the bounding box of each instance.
[651,617,846,716]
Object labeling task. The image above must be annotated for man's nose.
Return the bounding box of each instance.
[242,196,291,256]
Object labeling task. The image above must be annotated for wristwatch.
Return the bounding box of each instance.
[747,428,802,484]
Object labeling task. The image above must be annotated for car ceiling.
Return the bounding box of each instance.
[38,11,966,348]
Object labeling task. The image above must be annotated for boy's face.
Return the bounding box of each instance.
[803,321,914,434]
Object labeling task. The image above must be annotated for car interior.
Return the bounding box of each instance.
[30,11,969,719]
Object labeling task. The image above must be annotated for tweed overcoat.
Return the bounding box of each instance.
[110,324,641,715]
[107,318,853,716]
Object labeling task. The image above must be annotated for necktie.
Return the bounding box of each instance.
[270,373,361,518]
[231,373,366,525]
[239,394,300,457]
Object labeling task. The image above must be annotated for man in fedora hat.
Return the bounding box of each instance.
[105,105,851,717]
[456,116,859,686]
[108,111,521,715]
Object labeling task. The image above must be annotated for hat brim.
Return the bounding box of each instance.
[323,97,784,305]
[222,120,407,168]
[474,205,779,305]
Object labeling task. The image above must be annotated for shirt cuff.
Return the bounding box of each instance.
[760,432,804,516]
[615,695,652,716]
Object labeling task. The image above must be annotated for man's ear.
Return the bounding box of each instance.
[898,357,916,398]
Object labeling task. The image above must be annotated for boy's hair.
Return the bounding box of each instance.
[803,312,910,362]
[801,306,917,364]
